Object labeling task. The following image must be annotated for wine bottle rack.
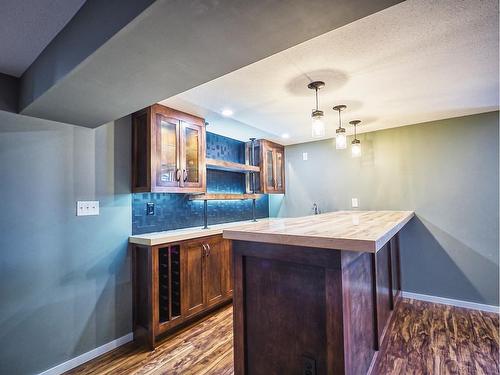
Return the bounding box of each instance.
[158,247,170,323]
[170,246,181,318]
[158,245,182,323]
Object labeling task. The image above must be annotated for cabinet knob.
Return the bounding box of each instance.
[175,168,181,181]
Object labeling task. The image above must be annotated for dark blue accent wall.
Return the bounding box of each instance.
[132,132,268,234]
[206,132,245,163]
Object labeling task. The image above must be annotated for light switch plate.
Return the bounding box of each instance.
[77,201,100,216]
[302,152,308,161]
[146,202,155,215]
[351,198,359,208]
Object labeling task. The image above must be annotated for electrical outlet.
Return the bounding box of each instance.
[302,356,316,375]
[146,202,155,215]
[76,201,99,216]
[351,198,359,208]
[302,152,308,161]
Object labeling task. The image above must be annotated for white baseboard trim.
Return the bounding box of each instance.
[38,332,133,375]
[402,291,499,313]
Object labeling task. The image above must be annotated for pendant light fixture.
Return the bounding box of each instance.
[307,81,325,138]
[332,105,347,149]
[349,120,362,157]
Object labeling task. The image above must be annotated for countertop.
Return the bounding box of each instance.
[223,210,414,252]
[129,219,272,246]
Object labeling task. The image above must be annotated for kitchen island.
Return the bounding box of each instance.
[223,210,414,375]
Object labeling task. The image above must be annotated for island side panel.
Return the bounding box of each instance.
[390,233,402,303]
[376,243,392,344]
[232,240,344,375]
[326,268,346,375]
[340,252,376,375]
[245,256,328,374]
[232,247,246,375]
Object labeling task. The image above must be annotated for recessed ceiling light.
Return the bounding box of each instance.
[281,133,290,139]
[221,108,234,117]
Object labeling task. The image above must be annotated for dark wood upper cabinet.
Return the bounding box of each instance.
[247,139,285,194]
[132,104,206,193]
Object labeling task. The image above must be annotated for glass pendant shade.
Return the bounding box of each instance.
[311,117,325,138]
[349,120,362,158]
[351,139,362,157]
[335,128,347,149]
[311,110,325,138]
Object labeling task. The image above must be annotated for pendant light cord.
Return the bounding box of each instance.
[315,88,319,111]
[338,110,342,130]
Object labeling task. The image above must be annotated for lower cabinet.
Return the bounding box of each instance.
[203,236,227,307]
[133,234,232,349]
[181,239,206,318]
[181,235,232,317]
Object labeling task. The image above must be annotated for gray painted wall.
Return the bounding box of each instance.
[270,111,499,306]
[0,73,19,113]
[0,111,132,374]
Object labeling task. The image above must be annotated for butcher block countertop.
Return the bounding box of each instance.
[223,210,414,252]
[129,219,272,246]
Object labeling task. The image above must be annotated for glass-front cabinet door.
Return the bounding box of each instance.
[132,104,206,193]
[156,114,179,188]
[275,149,284,192]
[265,148,275,192]
[258,140,285,194]
[180,121,204,189]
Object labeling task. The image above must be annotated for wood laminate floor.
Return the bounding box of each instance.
[372,299,499,375]
[66,299,499,375]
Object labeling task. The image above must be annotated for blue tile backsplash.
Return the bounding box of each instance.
[132,132,268,235]
[206,132,245,163]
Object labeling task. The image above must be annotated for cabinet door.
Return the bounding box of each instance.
[264,147,276,192]
[259,140,285,194]
[274,148,285,193]
[155,114,180,188]
[180,121,205,190]
[204,237,226,307]
[181,240,205,318]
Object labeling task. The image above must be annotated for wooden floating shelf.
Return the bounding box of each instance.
[189,193,263,201]
[206,158,260,173]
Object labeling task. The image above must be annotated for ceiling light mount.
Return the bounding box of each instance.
[307,81,325,91]
[349,120,361,127]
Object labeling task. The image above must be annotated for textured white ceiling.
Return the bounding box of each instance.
[161,0,499,145]
[0,0,85,77]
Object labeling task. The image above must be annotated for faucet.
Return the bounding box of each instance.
[312,203,320,215]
